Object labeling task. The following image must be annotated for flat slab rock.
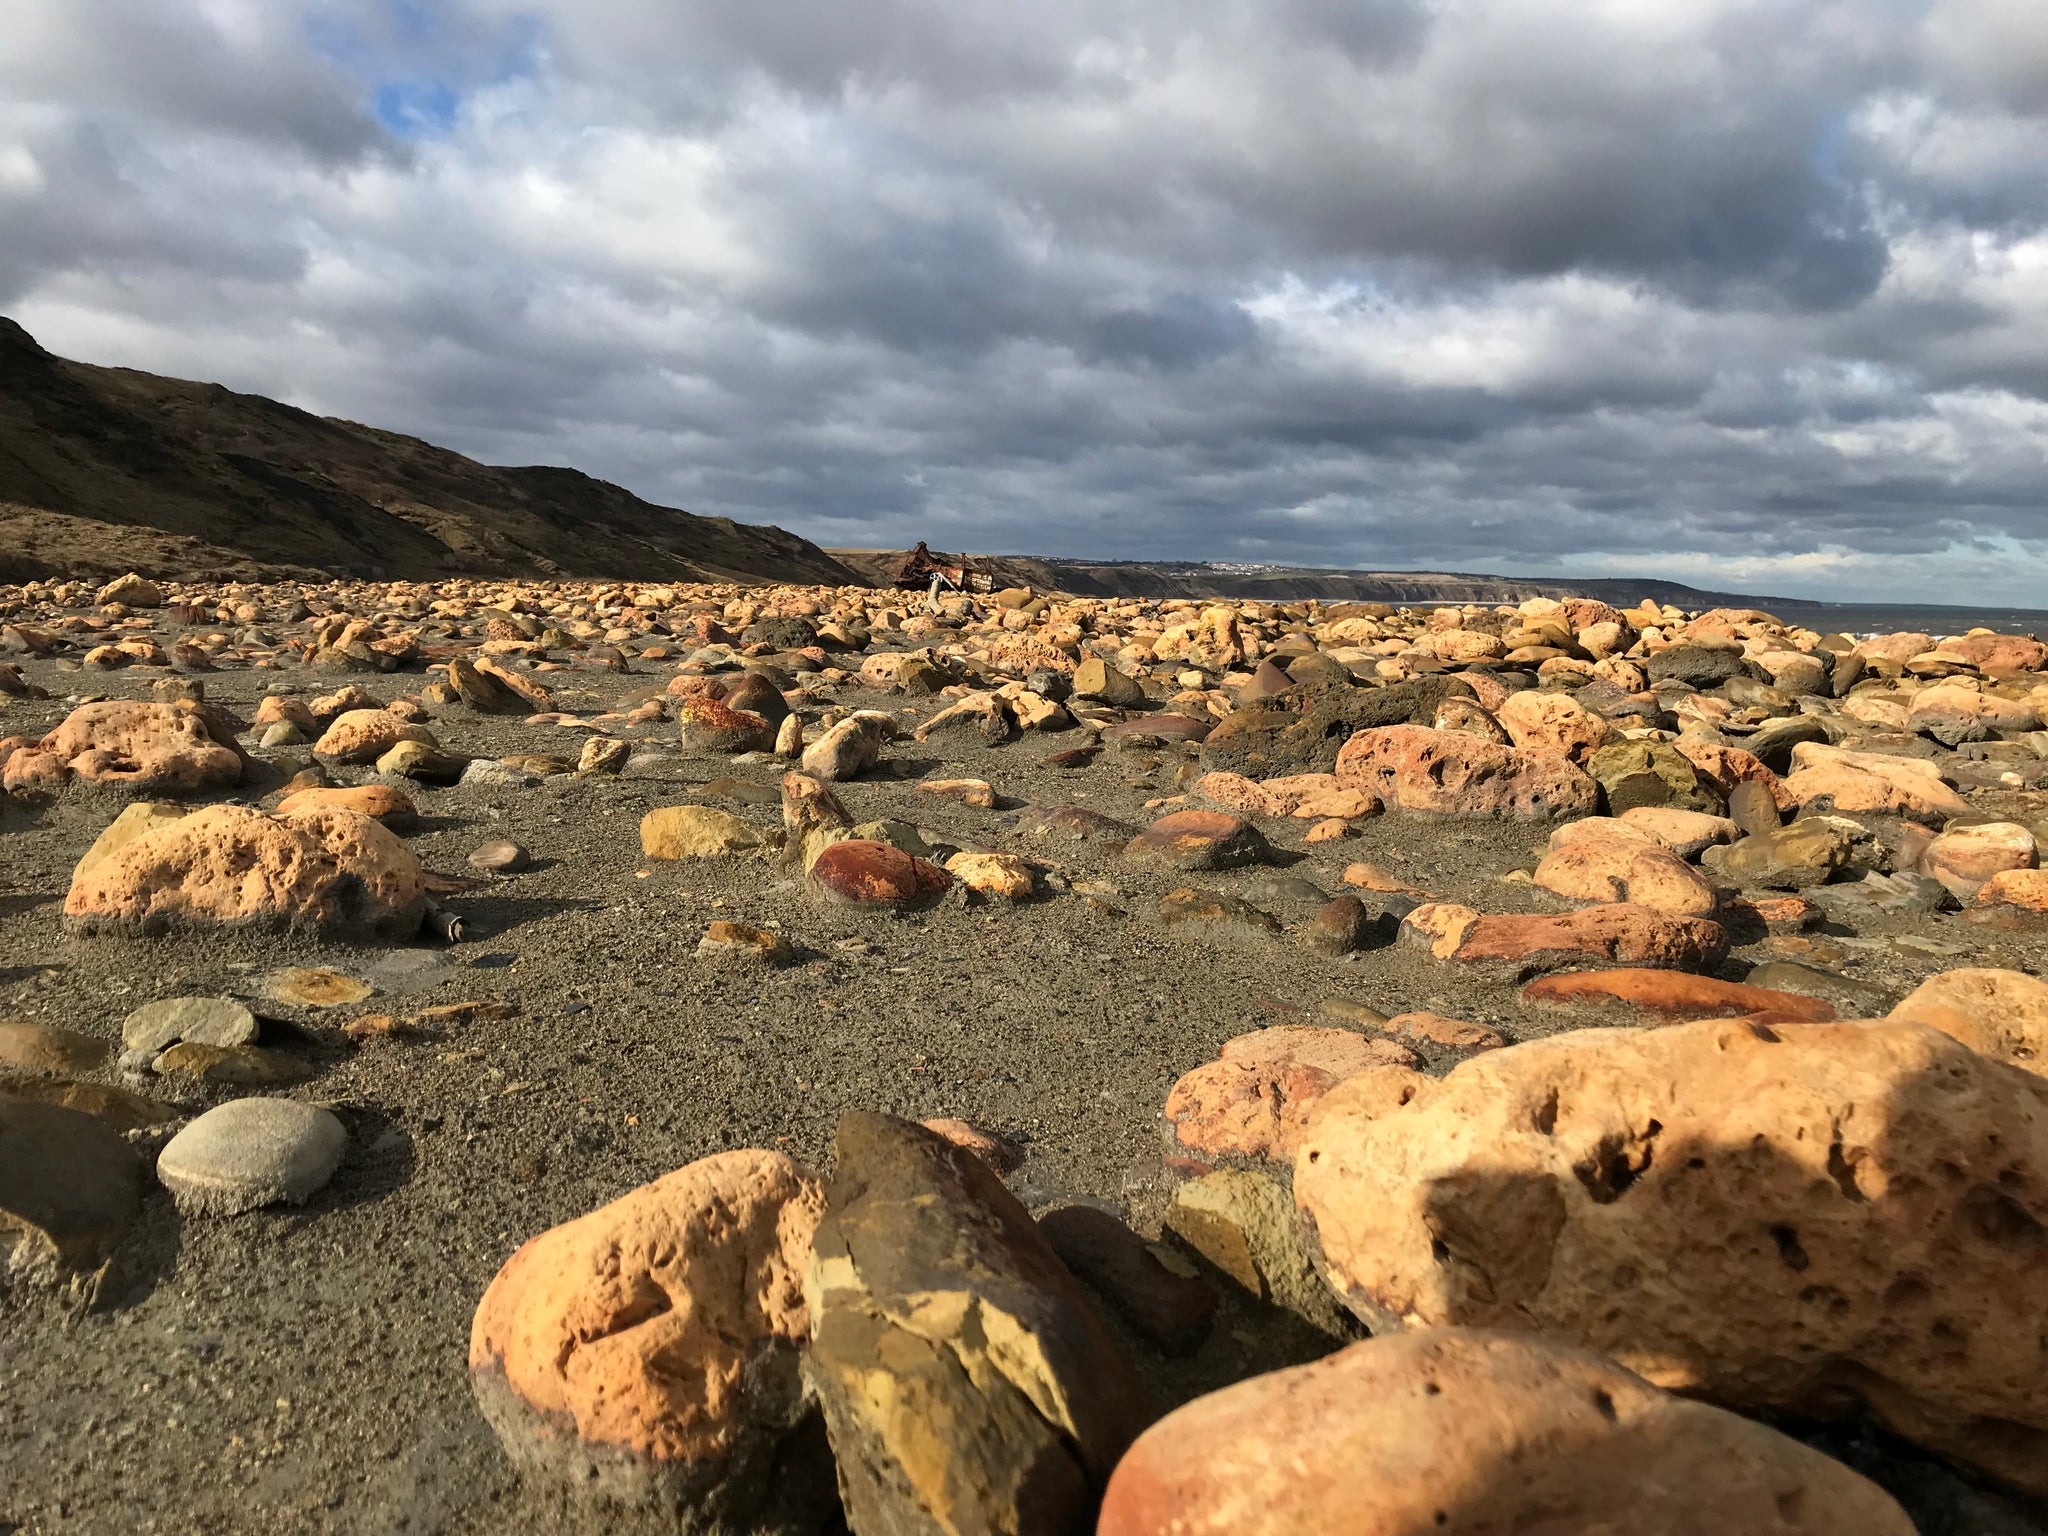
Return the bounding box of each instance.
[156,1098,348,1215]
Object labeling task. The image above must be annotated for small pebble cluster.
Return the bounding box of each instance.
[7,568,2048,1532]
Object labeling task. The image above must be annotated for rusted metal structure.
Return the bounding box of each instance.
[892,541,995,594]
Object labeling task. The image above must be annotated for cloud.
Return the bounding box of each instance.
[2,0,2047,603]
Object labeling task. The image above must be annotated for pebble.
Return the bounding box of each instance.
[467,837,531,874]
[156,1098,349,1215]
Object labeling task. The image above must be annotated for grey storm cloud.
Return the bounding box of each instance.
[3,0,2047,602]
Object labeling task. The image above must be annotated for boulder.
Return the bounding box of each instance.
[155,1098,348,1215]
[1701,818,1858,890]
[1532,836,1717,915]
[1922,821,2036,899]
[273,783,419,831]
[470,1150,832,1531]
[1492,690,1612,764]
[1098,1328,1913,1536]
[64,804,427,942]
[801,715,887,780]
[1199,678,1453,779]
[1072,657,1146,707]
[1889,968,2048,1075]
[1294,1016,2048,1493]
[313,708,433,764]
[1781,742,1972,826]
[1586,739,1721,815]
[804,1112,1145,1536]
[1163,1168,1357,1337]
[679,695,776,754]
[1333,725,1595,818]
[1,701,243,796]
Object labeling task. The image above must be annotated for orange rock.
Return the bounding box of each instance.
[313,708,430,764]
[1294,1016,2048,1493]
[1334,725,1596,819]
[1615,805,1737,857]
[1782,742,1972,826]
[1931,632,2048,673]
[1098,1329,1912,1536]
[1404,902,1727,972]
[1384,1012,1508,1052]
[1,700,243,795]
[1341,861,1427,895]
[64,804,426,941]
[1169,1027,1421,1164]
[1889,967,2048,1075]
[1974,868,2048,912]
[1493,690,1612,764]
[274,784,419,831]
[1533,836,1718,915]
[1923,821,2036,898]
[1520,968,1834,1022]
[468,1150,830,1523]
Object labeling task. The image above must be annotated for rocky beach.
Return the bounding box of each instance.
[6,571,2048,1534]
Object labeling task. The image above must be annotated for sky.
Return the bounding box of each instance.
[4,0,2048,603]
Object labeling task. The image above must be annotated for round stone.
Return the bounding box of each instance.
[156,1098,348,1215]
[808,839,952,907]
[468,837,532,874]
[120,997,258,1054]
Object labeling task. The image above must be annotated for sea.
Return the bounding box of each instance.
[1740,601,2048,639]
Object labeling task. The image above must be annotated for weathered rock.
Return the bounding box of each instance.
[274,783,419,831]
[1037,1204,1217,1356]
[0,1076,176,1131]
[1701,817,1857,889]
[1162,1168,1356,1337]
[0,1100,141,1279]
[468,838,531,875]
[376,739,470,784]
[0,1022,110,1077]
[641,805,765,860]
[1615,805,1737,858]
[120,996,258,1055]
[1302,892,1375,954]
[65,805,428,942]
[914,691,1013,745]
[1071,657,1146,707]
[679,695,776,754]
[71,801,189,881]
[1493,689,1612,764]
[1015,803,1136,844]
[801,715,887,780]
[151,1042,312,1086]
[1520,968,1834,1022]
[1533,835,1717,915]
[1586,739,1720,814]
[1384,1012,1509,1053]
[1782,742,1972,826]
[1123,809,1272,871]
[1200,678,1453,779]
[943,851,1036,900]
[1334,725,1595,818]
[1923,820,2036,898]
[1097,1328,1914,1536]
[470,1151,832,1531]
[313,708,432,764]
[1403,902,1728,971]
[95,572,162,608]
[156,1098,348,1215]
[1157,887,1282,938]
[808,839,951,907]
[2,701,243,796]
[1647,643,1747,688]
[262,966,374,1006]
[1294,1016,2048,1493]
[1889,967,2048,1075]
[804,1112,1145,1536]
